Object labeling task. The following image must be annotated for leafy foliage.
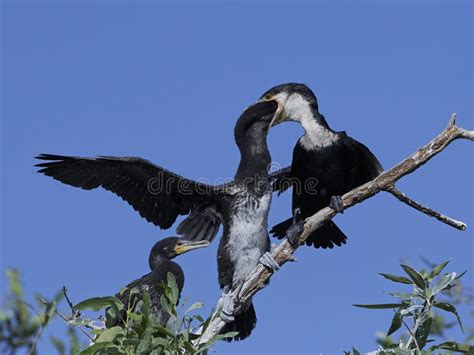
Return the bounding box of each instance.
[2,260,471,354]
[1,270,229,354]
[353,261,473,353]
[0,269,82,354]
[67,273,236,354]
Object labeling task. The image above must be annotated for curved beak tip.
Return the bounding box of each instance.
[270,103,286,127]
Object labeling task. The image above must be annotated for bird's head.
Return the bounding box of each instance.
[234,99,280,142]
[258,83,318,127]
[149,237,209,269]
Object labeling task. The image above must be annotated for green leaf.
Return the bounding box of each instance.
[415,317,432,349]
[386,292,416,301]
[95,326,124,343]
[379,273,413,285]
[352,347,361,355]
[73,296,123,312]
[160,294,176,319]
[150,321,176,338]
[455,270,467,280]
[151,336,171,349]
[428,260,450,279]
[166,273,179,306]
[400,264,426,290]
[387,311,403,336]
[432,272,456,295]
[353,303,404,309]
[142,290,151,320]
[197,332,239,352]
[430,341,473,353]
[79,342,117,355]
[7,269,23,299]
[184,302,203,314]
[136,328,153,354]
[39,300,57,326]
[433,301,464,333]
[128,311,142,322]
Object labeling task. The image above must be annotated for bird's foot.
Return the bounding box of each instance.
[259,252,280,272]
[329,195,344,214]
[219,286,235,322]
[286,220,304,247]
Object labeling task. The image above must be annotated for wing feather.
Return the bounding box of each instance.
[36,154,223,230]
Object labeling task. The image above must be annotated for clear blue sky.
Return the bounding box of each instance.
[2,1,472,354]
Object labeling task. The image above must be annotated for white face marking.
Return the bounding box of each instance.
[276,92,339,150]
[226,192,271,288]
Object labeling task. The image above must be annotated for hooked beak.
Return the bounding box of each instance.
[174,240,210,255]
[264,97,287,127]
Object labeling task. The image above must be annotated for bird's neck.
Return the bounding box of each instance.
[298,106,339,150]
[234,125,271,183]
[149,254,176,272]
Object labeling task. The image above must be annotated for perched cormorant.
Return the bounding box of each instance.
[109,237,209,326]
[260,83,383,248]
[215,100,280,341]
[36,100,282,341]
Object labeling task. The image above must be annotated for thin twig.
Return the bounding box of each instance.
[402,318,420,351]
[197,114,473,344]
[385,186,467,230]
[56,311,94,342]
[28,323,45,355]
[63,286,79,317]
[37,295,95,342]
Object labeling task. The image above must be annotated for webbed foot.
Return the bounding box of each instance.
[286,208,304,246]
[329,195,344,214]
[219,286,235,322]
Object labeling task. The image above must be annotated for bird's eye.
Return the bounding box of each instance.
[264,94,273,101]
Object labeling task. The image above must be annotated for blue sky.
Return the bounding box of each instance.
[1,1,472,354]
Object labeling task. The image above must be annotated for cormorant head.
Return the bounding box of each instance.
[148,237,209,269]
[234,100,280,142]
[258,83,319,126]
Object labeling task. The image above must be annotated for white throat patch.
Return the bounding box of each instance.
[284,93,339,150]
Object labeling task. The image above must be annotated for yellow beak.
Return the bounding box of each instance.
[264,96,287,127]
[174,240,210,255]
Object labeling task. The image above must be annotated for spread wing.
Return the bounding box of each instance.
[35,154,225,231]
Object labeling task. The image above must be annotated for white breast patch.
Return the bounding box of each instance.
[226,191,271,288]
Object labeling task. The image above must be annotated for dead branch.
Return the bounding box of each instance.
[386,186,466,230]
[197,114,473,344]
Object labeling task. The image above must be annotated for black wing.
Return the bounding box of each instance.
[339,135,383,191]
[35,154,224,232]
[177,203,221,243]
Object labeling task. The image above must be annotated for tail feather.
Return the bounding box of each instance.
[271,218,347,249]
[269,218,292,240]
[221,303,257,342]
[305,220,347,249]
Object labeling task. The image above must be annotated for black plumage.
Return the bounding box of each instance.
[214,100,278,341]
[37,100,280,341]
[261,83,383,248]
[35,155,223,242]
[109,237,209,326]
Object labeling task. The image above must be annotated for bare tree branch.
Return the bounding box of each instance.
[197,114,473,344]
[385,186,466,231]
